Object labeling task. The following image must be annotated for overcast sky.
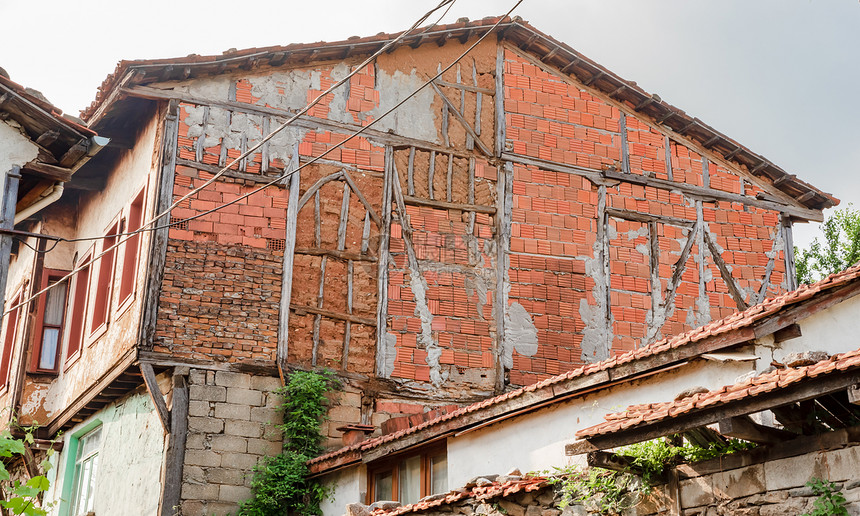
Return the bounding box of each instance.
[2,0,857,248]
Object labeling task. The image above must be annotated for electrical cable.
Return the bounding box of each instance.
[3,0,523,317]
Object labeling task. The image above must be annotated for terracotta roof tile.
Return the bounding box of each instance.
[311,263,860,470]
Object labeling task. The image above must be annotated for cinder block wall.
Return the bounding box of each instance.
[181,369,283,516]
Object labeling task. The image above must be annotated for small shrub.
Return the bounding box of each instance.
[802,478,848,516]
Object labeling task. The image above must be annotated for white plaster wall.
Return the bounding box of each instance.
[0,120,38,173]
[764,294,860,364]
[46,390,165,516]
[321,465,366,516]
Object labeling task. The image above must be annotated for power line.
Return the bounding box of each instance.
[4,1,523,317]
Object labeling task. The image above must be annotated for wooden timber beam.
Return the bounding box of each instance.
[717,416,797,445]
[140,362,170,432]
[22,161,73,182]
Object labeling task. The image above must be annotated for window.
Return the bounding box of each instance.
[0,292,22,389]
[71,425,101,515]
[90,222,118,336]
[30,272,69,373]
[118,188,145,307]
[368,447,447,505]
[66,254,91,363]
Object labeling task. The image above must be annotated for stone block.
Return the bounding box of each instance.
[186,432,207,450]
[711,464,765,500]
[227,387,263,406]
[496,500,524,516]
[185,450,222,468]
[220,452,262,471]
[214,403,251,420]
[328,404,361,423]
[764,454,824,492]
[225,419,263,438]
[264,392,281,408]
[525,505,543,516]
[340,391,362,407]
[203,501,240,516]
[206,371,216,384]
[250,375,282,392]
[680,477,715,509]
[183,465,206,483]
[220,484,253,503]
[180,501,206,516]
[215,371,252,389]
[189,416,225,434]
[207,467,246,485]
[190,384,227,402]
[182,482,219,500]
[247,437,283,456]
[189,400,211,417]
[188,369,207,385]
[822,446,860,482]
[211,434,248,453]
[250,406,281,424]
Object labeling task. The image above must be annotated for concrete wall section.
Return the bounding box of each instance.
[46,388,166,516]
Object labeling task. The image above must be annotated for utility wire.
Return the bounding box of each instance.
[4,1,523,317]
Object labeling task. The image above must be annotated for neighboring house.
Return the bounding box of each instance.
[314,263,860,516]
[0,15,840,516]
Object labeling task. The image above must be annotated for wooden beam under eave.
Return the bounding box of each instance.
[22,161,73,182]
[718,416,797,445]
[140,362,170,432]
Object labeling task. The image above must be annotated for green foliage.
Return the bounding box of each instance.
[0,425,55,516]
[802,478,848,516]
[796,205,860,284]
[237,370,340,516]
[544,437,756,515]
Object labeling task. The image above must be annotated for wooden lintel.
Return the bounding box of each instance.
[773,323,802,343]
[290,304,375,326]
[432,79,494,95]
[294,247,377,262]
[403,194,496,215]
[717,416,796,445]
[140,362,170,432]
[606,207,694,228]
[22,160,73,182]
[175,157,283,184]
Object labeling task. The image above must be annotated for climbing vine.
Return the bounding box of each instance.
[545,436,756,515]
[238,370,340,516]
[0,423,55,516]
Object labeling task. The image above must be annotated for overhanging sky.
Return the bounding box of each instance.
[2,0,857,248]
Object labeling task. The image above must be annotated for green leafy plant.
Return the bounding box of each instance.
[238,370,340,516]
[802,478,848,516]
[544,437,756,515]
[0,425,55,516]
[796,204,860,284]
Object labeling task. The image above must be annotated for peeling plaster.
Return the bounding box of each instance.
[370,69,437,143]
[378,332,398,379]
[0,121,39,172]
[579,190,613,363]
[20,384,48,417]
[503,302,538,368]
[409,267,447,387]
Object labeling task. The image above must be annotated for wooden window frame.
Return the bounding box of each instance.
[366,444,446,504]
[29,270,69,374]
[116,186,146,315]
[89,218,120,343]
[0,289,23,393]
[65,250,92,370]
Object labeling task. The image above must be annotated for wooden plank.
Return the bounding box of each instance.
[140,362,170,432]
[375,147,394,377]
[407,146,415,196]
[602,169,823,222]
[446,153,453,202]
[403,194,496,214]
[701,156,710,188]
[341,169,382,228]
[58,139,89,168]
[138,101,179,350]
[174,157,282,184]
[667,467,681,516]
[291,305,375,327]
[619,112,630,174]
[22,161,73,182]
[773,323,802,343]
[566,439,599,456]
[718,416,796,445]
[664,136,674,181]
[702,230,749,310]
[473,62,482,138]
[495,43,506,158]
[428,150,436,200]
[430,81,493,157]
[312,191,326,367]
[501,151,604,184]
[161,372,188,516]
[494,162,513,393]
[277,149,301,370]
[433,79,494,95]
[606,207,694,228]
[294,248,377,262]
[782,215,798,290]
[298,171,343,211]
[0,167,21,322]
[848,385,860,406]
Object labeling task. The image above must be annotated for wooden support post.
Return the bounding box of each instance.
[161,370,189,516]
[619,112,630,174]
[312,191,326,366]
[407,146,415,196]
[277,148,301,372]
[597,185,612,354]
[140,362,170,432]
[666,467,682,516]
[494,162,513,393]
[138,101,179,349]
[428,150,436,200]
[782,214,798,291]
[0,166,21,327]
[446,153,454,202]
[495,42,506,158]
[430,81,493,157]
[337,182,352,368]
[701,156,710,188]
[664,136,674,181]
[375,147,394,377]
[702,230,749,311]
[848,385,860,406]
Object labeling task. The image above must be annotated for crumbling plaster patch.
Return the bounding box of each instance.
[503,302,538,368]
[369,68,437,143]
[0,120,39,172]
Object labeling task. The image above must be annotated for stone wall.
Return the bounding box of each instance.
[180,368,284,516]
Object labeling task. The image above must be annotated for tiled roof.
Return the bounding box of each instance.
[576,343,860,439]
[80,17,835,210]
[371,477,549,516]
[308,263,860,471]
